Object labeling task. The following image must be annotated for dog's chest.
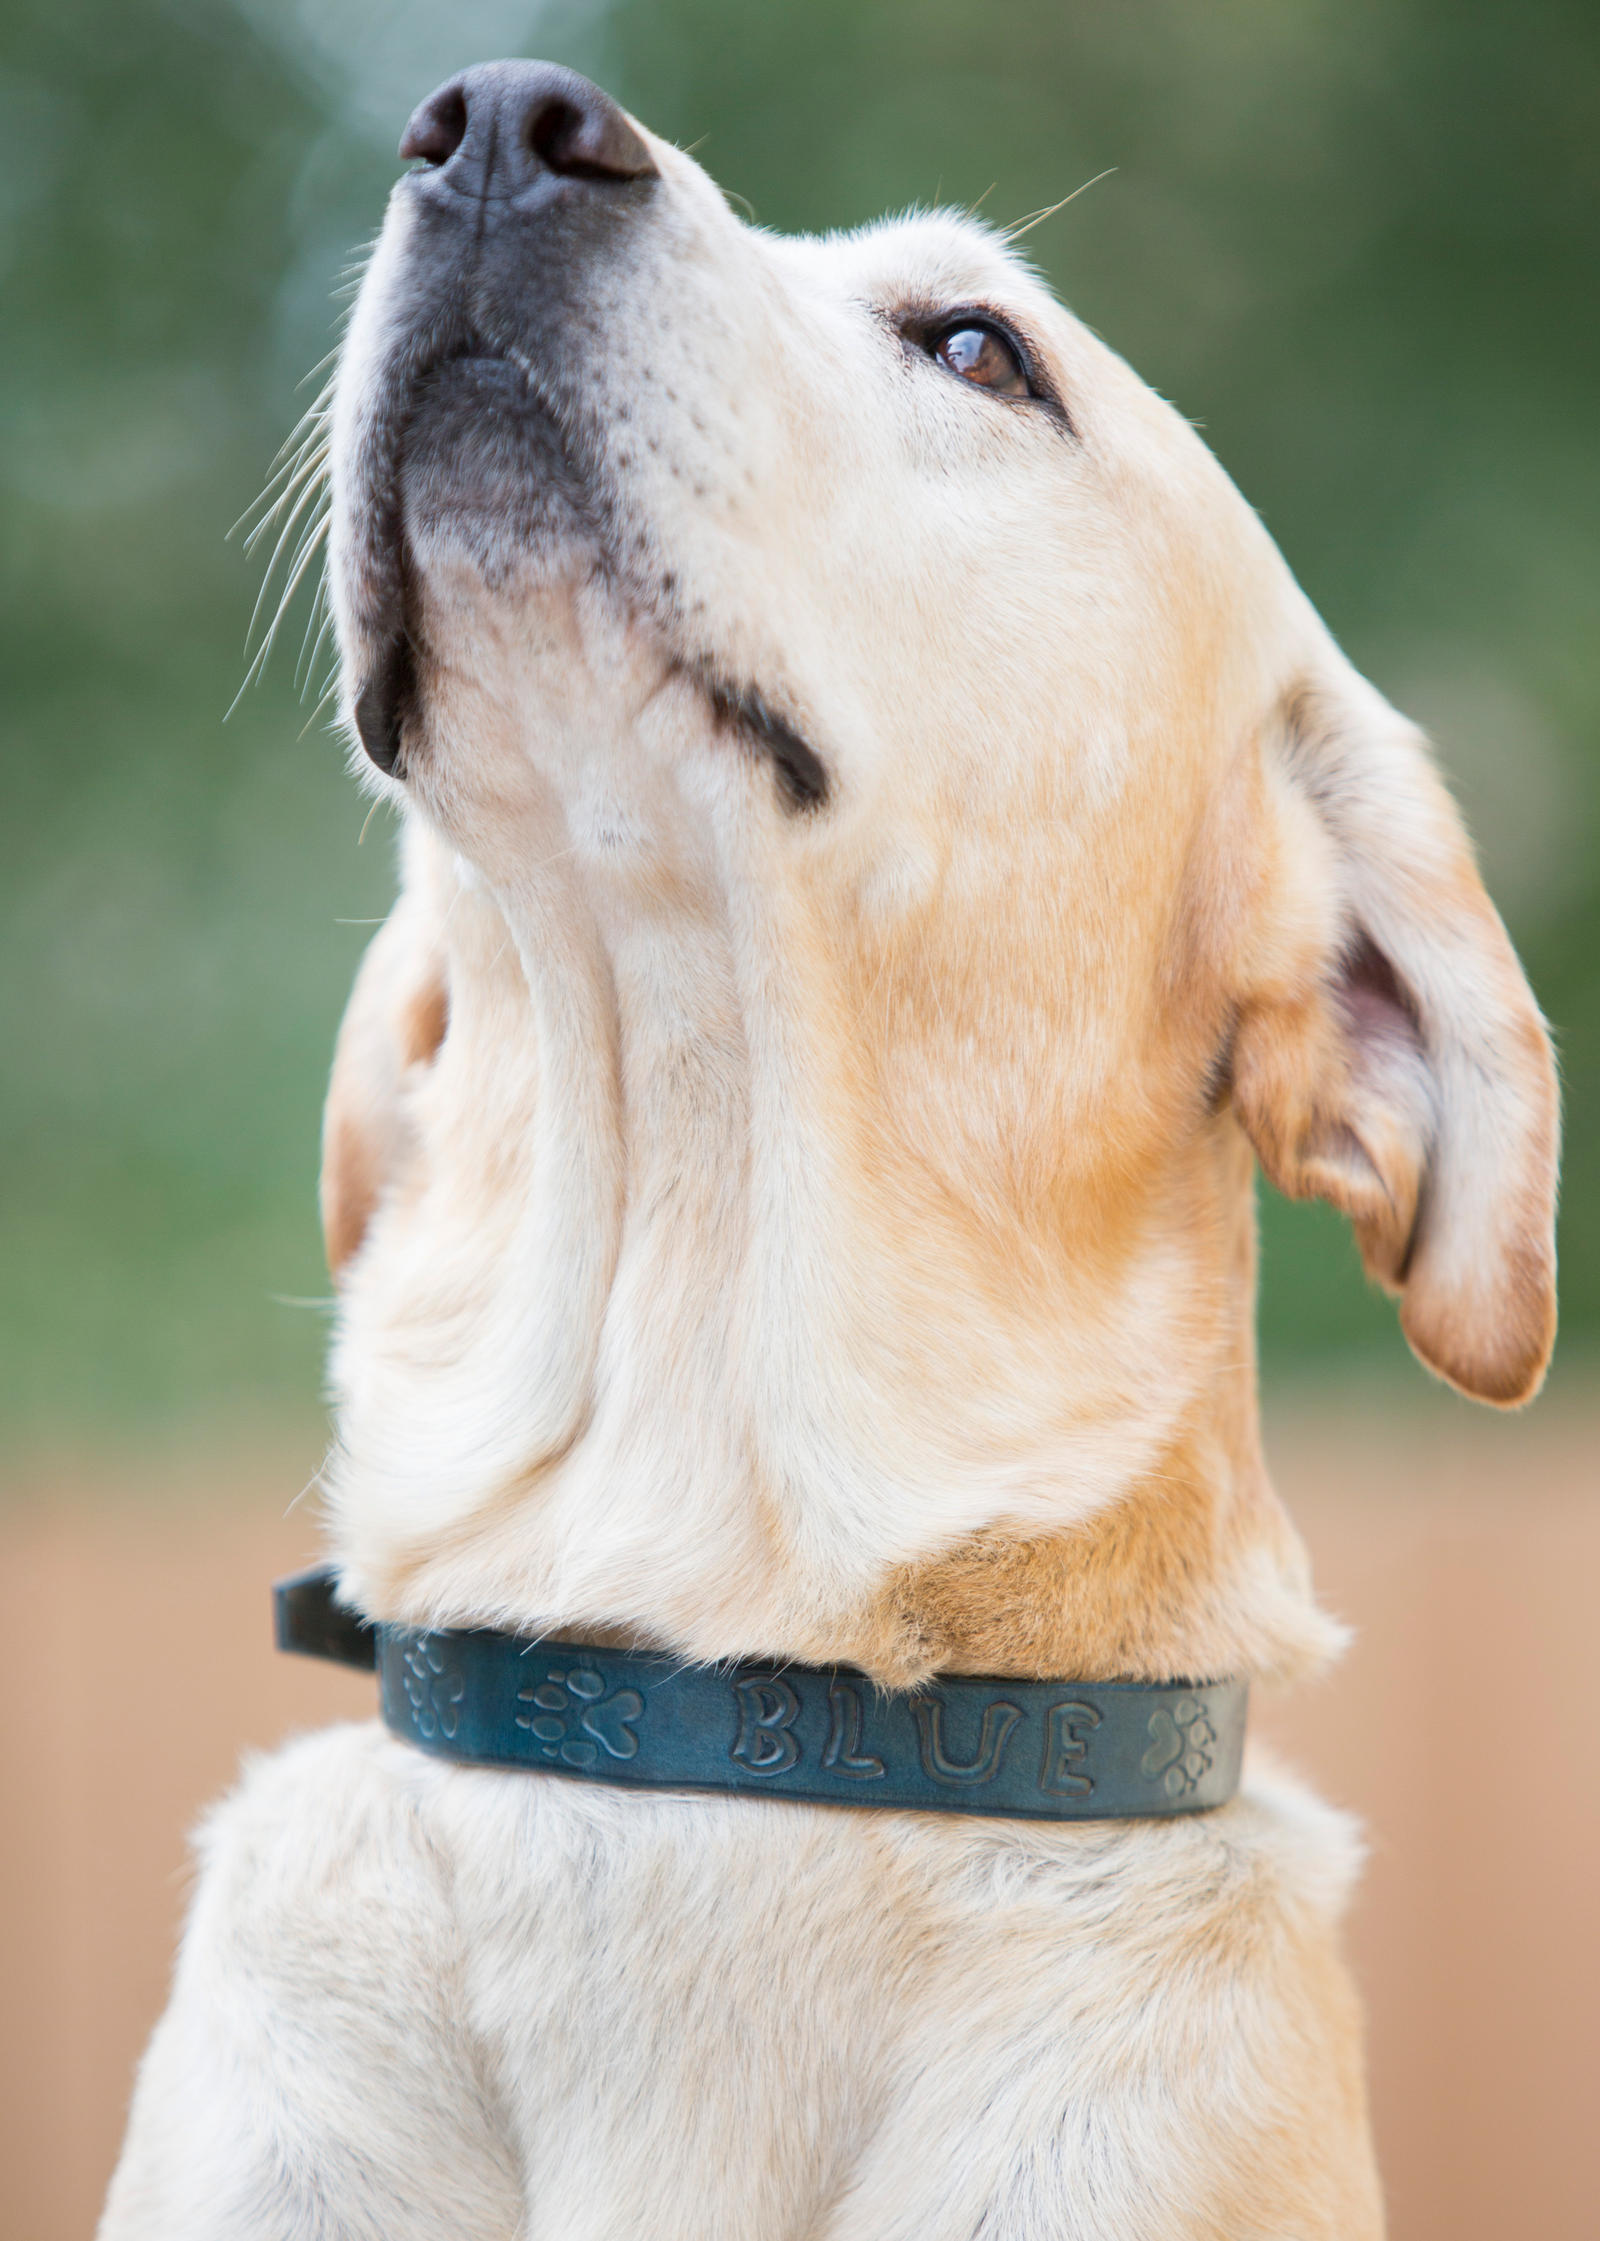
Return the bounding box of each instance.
[364,1732,1372,2237]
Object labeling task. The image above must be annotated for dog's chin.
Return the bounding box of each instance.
[401,355,601,576]
[351,355,606,778]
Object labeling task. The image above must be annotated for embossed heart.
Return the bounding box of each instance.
[1140,1707,1186,1780]
[579,1690,643,1760]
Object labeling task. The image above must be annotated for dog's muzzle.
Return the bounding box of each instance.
[342,63,659,777]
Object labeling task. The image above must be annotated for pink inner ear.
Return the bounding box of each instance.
[1336,930,1422,1056]
[1317,928,1438,1290]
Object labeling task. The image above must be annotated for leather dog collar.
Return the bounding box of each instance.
[276,1566,1247,1821]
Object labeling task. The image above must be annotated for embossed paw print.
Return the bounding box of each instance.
[401,1637,464,1742]
[1139,1695,1218,1798]
[515,1665,643,1768]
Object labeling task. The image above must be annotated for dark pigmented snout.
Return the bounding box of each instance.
[348,65,657,780]
[399,61,657,201]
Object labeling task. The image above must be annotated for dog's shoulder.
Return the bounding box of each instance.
[187,1719,458,1930]
[839,1765,1377,2237]
[102,1723,526,2238]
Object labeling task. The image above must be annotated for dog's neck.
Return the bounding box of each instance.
[324,779,1339,1690]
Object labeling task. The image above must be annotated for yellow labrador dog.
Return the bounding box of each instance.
[104,62,1558,2240]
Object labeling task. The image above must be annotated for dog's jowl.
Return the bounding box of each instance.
[103,61,1558,2241]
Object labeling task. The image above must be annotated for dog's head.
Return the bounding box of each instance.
[318,65,1557,1654]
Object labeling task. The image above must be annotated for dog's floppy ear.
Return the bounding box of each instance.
[320,880,448,1280]
[1230,665,1559,1405]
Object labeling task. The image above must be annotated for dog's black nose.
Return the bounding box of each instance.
[400,62,657,197]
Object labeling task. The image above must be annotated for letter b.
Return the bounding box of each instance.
[731,1677,802,1774]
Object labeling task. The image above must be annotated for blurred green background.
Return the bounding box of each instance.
[3,0,1595,1447]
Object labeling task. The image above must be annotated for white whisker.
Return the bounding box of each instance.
[227,508,331,719]
[241,478,329,661]
[1001,169,1118,244]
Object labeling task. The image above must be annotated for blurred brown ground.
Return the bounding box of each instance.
[2,1399,1596,2241]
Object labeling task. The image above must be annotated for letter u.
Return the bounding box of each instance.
[913,1698,1022,1786]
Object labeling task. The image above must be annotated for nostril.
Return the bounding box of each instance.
[400,84,467,167]
[525,87,656,181]
[527,96,584,172]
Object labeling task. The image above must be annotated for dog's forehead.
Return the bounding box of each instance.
[773,209,1066,329]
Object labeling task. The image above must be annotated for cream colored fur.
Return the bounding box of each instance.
[103,93,1558,2240]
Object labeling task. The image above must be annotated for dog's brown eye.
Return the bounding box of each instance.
[932,323,1030,398]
